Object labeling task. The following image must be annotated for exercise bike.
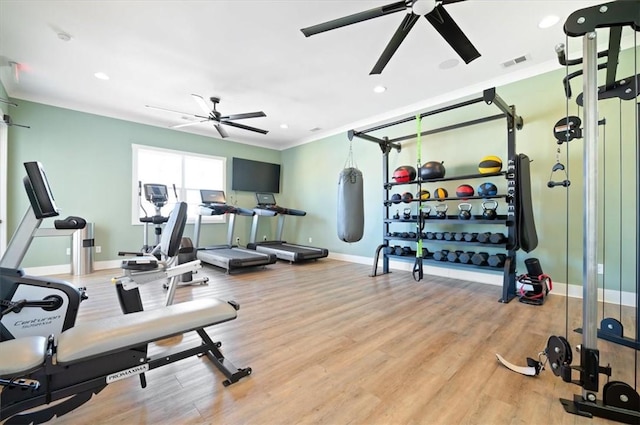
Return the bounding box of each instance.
[1,161,88,341]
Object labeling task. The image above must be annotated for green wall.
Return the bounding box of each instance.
[7,101,280,267]
[282,46,639,293]
[5,46,639,295]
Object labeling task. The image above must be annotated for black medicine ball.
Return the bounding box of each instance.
[391,193,402,204]
[419,161,446,180]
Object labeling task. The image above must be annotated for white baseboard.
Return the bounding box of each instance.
[22,260,122,277]
[328,253,636,307]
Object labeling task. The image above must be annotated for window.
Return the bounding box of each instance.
[131,144,226,224]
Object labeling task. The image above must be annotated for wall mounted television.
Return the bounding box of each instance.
[232,157,281,193]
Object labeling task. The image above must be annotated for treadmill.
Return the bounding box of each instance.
[247,192,329,262]
[193,190,276,273]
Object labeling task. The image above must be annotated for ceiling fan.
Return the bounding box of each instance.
[300,0,480,75]
[147,94,268,138]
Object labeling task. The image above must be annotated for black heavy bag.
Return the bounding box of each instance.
[337,167,364,242]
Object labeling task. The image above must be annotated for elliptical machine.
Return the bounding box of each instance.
[0,161,88,341]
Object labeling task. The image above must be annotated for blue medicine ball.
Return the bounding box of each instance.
[477,182,498,197]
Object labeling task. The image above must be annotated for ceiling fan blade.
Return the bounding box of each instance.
[171,119,210,129]
[370,12,420,75]
[215,124,229,138]
[220,120,269,135]
[191,94,212,115]
[220,111,266,121]
[425,4,480,64]
[301,0,406,37]
[146,104,200,116]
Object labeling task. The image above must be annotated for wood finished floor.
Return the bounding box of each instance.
[18,259,640,424]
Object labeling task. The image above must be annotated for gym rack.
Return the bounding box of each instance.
[350,87,524,303]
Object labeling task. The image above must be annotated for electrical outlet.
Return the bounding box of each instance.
[597,263,603,274]
[95,246,102,253]
[308,237,313,243]
[263,235,267,241]
[66,248,70,256]
[235,237,240,244]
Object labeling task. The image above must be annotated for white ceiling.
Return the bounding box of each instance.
[0,0,619,150]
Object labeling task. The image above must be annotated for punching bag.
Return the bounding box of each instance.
[337,167,364,242]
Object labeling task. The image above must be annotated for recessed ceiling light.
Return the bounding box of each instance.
[280,123,289,129]
[373,85,387,93]
[94,72,110,80]
[538,15,560,29]
[438,58,459,70]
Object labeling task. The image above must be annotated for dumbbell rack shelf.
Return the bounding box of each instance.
[351,87,522,303]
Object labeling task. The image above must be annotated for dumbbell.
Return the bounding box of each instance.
[447,250,464,263]
[476,232,492,243]
[488,253,507,267]
[489,233,506,244]
[433,250,449,261]
[471,252,489,266]
[394,246,404,256]
[426,232,436,240]
[401,232,410,238]
[454,232,466,242]
[435,232,445,240]
[407,231,417,239]
[419,232,427,239]
[458,251,475,264]
[463,232,478,242]
[443,232,456,241]
[421,247,430,258]
[384,245,395,255]
[402,246,413,256]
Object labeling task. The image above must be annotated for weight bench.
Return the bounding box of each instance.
[0,297,252,424]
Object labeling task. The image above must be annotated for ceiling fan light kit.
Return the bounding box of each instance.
[300,0,479,74]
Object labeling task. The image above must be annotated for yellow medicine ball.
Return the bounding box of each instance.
[478,155,503,174]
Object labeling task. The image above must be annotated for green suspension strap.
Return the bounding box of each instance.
[412,113,424,281]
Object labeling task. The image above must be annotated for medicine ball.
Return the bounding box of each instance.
[393,165,417,183]
[455,184,474,199]
[434,187,448,199]
[419,161,446,180]
[477,182,498,197]
[401,192,414,203]
[416,189,431,200]
[391,193,402,204]
[478,155,503,174]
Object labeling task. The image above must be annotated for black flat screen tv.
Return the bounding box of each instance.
[232,157,281,193]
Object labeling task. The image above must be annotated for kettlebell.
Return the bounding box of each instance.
[421,206,431,218]
[392,210,400,220]
[458,203,472,220]
[435,203,448,219]
[482,200,498,220]
[403,208,412,220]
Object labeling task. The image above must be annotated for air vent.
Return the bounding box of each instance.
[502,55,529,68]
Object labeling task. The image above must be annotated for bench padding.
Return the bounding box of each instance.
[56,298,237,364]
[0,336,48,377]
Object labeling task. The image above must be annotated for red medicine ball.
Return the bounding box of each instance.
[455,184,474,199]
[393,166,417,183]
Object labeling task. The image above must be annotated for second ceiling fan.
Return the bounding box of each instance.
[148,94,268,138]
[301,0,480,75]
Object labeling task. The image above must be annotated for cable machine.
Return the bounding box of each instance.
[539,2,640,422]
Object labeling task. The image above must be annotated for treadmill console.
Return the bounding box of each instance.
[201,189,226,205]
[256,192,276,207]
